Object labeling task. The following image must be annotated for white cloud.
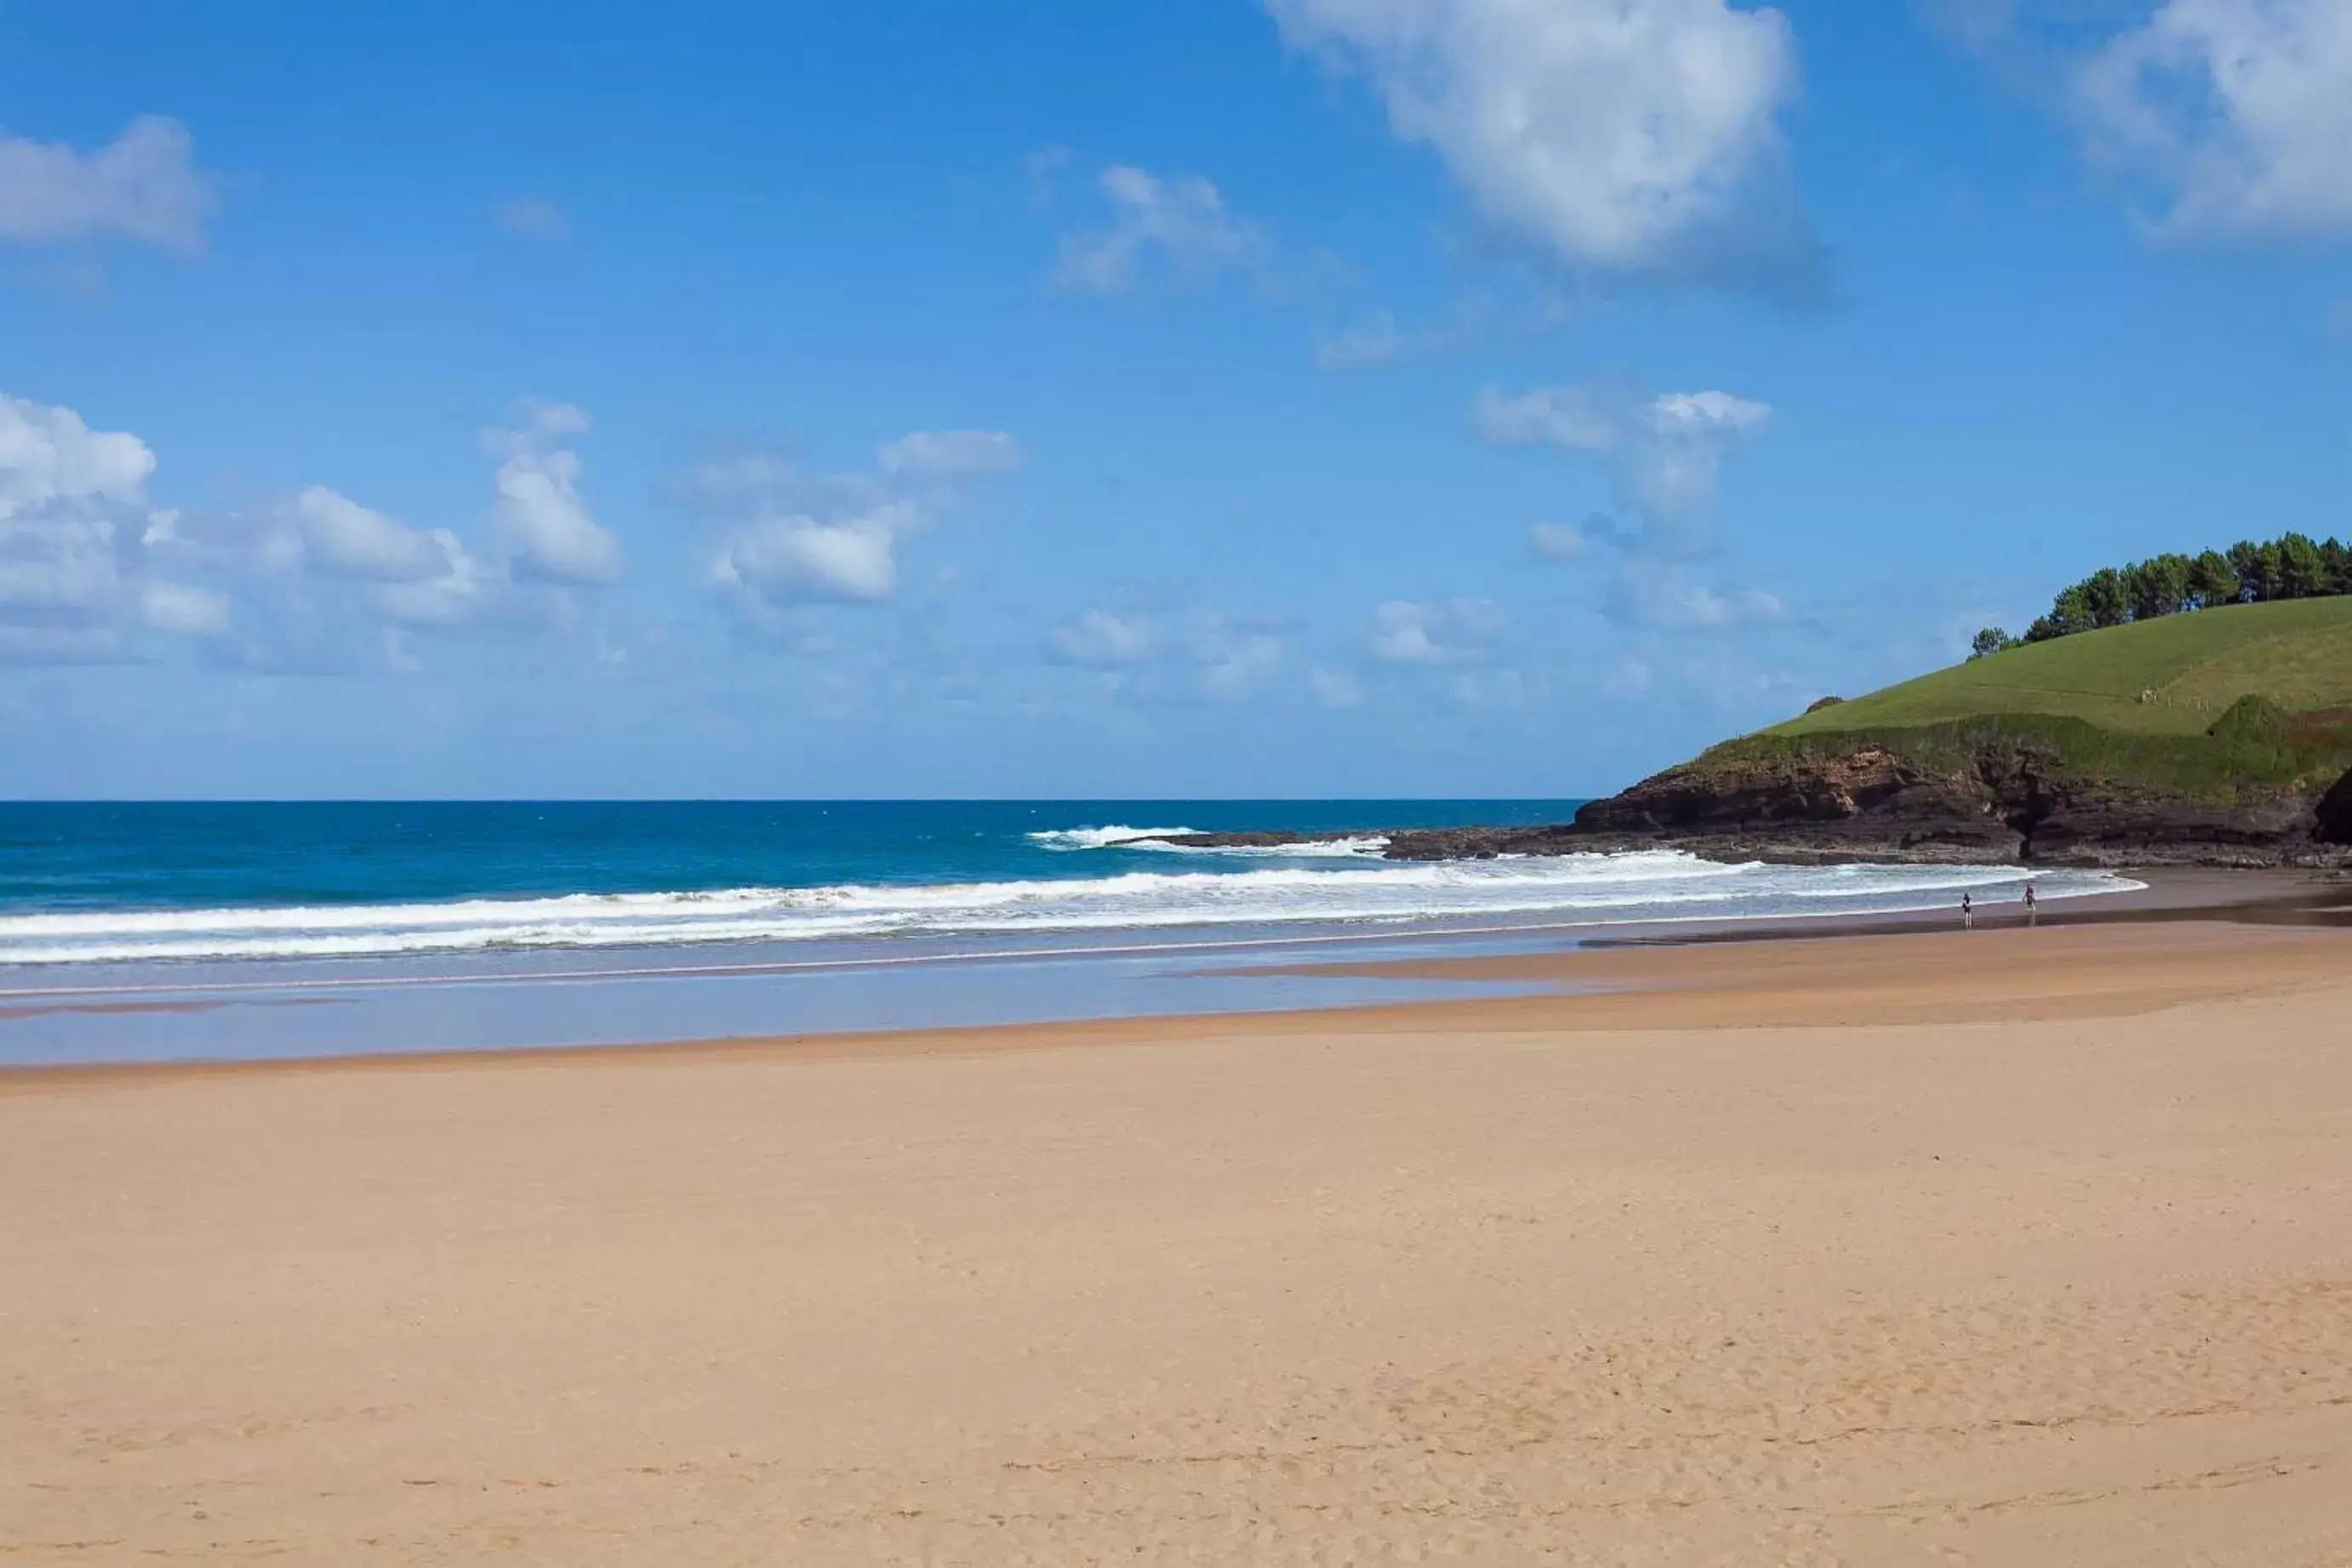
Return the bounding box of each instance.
[0,116,217,253]
[495,196,572,242]
[1527,519,1592,560]
[0,392,156,522]
[294,486,452,582]
[1048,607,1159,666]
[695,428,1019,620]
[369,533,485,626]
[2073,0,2352,244]
[483,401,622,584]
[713,511,905,606]
[1267,0,1813,288]
[0,512,118,618]
[1370,596,1506,663]
[0,395,146,649]
[1471,381,1773,550]
[136,579,231,638]
[1053,165,1270,293]
[0,391,243,660]
[876,429,1025,480]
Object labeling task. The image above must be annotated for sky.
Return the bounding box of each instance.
[3,0,2349,800]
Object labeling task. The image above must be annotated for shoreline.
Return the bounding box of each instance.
[8,876,2352,1562]
[6,864,2342,1093]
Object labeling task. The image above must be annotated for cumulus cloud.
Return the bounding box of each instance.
[1053,165,1270,293]
[494,196,572,242]
[1471,381,1772,552]
[0,116,217,253]
[368,537,486,626]
[483,401,622,584]
[0,391,228,662]
[1048,607,1159,666]
[694,428,1019,619]
[876,429,1025,480]
[136,579,231,638]
[0,392,156,521]
[294,486,453,582]
[1369,596,1507,663]
[714,509,908,606]
[2073,0,2352,244]
[1267,0,1817,293]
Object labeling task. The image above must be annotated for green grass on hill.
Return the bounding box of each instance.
[1770,596,2352,740]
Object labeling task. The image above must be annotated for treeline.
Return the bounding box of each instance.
[1973,533,2352,659]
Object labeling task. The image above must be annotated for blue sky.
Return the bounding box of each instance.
[3,0,2348,798]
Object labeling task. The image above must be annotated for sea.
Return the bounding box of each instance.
[0,801,2136,1067]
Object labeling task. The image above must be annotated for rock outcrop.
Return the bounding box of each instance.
[1131,744,2352,869]
[1558,734,2346,868]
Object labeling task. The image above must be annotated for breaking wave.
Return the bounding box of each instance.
[0,851,2135,967]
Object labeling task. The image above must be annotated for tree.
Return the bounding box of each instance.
[1970,626,2016,659]
[2082,567,2129,628]
[2188,550,2241,608]
[2321,537,2352,596]
[2277,532,2326,600]
[2229,539,2280,602]
[2125,554,2191,620]
[2040,582,2096,638]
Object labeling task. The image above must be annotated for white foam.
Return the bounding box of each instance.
[0,852,2136,968]
[1025,824,1200,850]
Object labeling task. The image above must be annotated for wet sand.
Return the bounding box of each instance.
[5,906,2352,1563]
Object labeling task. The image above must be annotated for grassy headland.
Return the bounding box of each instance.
[1573,598,2352,863]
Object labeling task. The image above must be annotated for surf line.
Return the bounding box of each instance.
[0,919,1612,1000]
[0,877,2132,1003]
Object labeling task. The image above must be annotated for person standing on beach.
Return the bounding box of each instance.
[2024,881,2037,927]
[1961,892,1973,930]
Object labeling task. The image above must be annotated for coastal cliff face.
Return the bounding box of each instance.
[1561,735,2350,869]
[1131,732,2352,869]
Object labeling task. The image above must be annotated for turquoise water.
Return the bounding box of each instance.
[0,800,2136,1064]
[0,800,1578,917]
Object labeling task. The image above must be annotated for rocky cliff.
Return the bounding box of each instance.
[1133,727,2352,869]
[1557,735,2349,868]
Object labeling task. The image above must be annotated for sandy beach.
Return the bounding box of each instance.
[7,912,2352,1565]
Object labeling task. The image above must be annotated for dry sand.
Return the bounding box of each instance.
[6,919,2352,1565]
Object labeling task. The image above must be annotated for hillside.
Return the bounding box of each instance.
[1773,596,2352,739]
[1570,598,2352,868]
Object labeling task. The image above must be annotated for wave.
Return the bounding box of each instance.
[1025,824,1200,851]
[0,852,2135,968]
[1027,824,1390,858]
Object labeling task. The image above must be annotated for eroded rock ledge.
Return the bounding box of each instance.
[1127,742,2352,869]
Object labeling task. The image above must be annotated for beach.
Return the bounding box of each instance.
[7,907,2352,1565]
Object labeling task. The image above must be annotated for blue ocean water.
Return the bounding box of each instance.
[0,799,2135,972]
[0,800,1580,918]
[0,801,2140,1065]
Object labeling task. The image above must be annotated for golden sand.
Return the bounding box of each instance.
[6,918,2351,1564]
